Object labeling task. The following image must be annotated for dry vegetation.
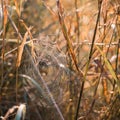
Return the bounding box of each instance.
[0,0,120,120]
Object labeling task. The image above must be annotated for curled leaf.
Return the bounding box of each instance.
[15,104,26,120]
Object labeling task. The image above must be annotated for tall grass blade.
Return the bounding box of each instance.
[96,45,120,93]
[57,0,83,76]
[19,74,51,104]
[75,1,103,119]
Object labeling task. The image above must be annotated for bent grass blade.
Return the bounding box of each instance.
[96,45,120,93]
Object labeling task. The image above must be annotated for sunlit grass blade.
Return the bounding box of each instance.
[96,45,120,93]
[15,104,26,120]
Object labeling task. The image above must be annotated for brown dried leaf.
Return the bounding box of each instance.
[20,20,35,59]
[16,27,32,68]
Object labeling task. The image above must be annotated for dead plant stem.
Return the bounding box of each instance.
[75,0,102,119]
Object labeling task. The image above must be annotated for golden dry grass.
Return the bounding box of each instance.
[0,0,120,120]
